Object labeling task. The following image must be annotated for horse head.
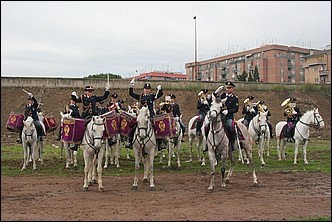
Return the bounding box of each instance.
[23,116,36,143]
[309,108,325,129]
[136,106,150,139]
[208,94,225,122]
[89,115,106,150]
[256,111,268,133]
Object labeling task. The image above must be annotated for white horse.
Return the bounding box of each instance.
[275,108,325,165]
[166,116,183,168]
[21,116,38,171]
[104,134,121,168]
[248,111,269,166]
[187,115,206,165]
[205,96,230,192]
[59,111,79,169]
[81,115,106,192]
[132,106,157,191]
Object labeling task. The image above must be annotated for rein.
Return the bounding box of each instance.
[299,112,323,128]
[207,109,227,152]
[82,121,104,153]
[252,115,267,137]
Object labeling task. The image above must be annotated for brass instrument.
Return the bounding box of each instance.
[244,98,253,110]
[281,98,294,118]
[256,101,265,113]
[198,90,206,101]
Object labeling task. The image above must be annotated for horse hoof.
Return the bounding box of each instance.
[261,163,265,167]
[98,188,104,192]
[132,186,138,190]
[83,187,88,192]
[143,178,148,183]
[149,187,156,191]
[206,189,213,193]
[92,179,97,184]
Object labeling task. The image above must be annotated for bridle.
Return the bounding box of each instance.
[252,112,267,137]
[299,111,323,128]
[207,102,227,152]
[133,109,156,158]
[82,118,105,153]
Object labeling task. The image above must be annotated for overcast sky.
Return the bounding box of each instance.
[1,1,331,78]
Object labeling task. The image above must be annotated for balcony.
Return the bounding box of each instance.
[319,70,330,76]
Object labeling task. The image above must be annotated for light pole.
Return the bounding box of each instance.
[193,16,197,81]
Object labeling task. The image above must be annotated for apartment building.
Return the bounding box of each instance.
[185,44,329,83]
[302,46,331,84]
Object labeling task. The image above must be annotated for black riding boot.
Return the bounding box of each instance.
[55,128,61,140]
[16,129,23,144]
[203,123,210,153]
[230,131,237,151]
[196,120,202,136]
[157,138,166,151]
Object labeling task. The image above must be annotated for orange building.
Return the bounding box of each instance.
[185,44,329,83]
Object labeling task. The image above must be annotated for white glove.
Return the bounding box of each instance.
[249,108,255,113]
[130,77,135,86]
[157,85,162,90]
[203,100,208,105]
[106,84,110,91]
[222,110,228,115]
[214,86,224,94]
[28,93,33,98]
[246,106,250,112]
[175,116,180,122]
[292,111,297,115]
[71,91,77,97]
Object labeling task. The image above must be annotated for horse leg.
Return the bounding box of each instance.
[225,148,235,183]
[187,136,193,162]
[21,143,28,171]
[176,141,182,168]
[207,152,215,192]
[82,153,90,191]
[276,138,282,161]
[38,140,44,165]
[245,146,258,185]
[302,141,309,165]
[148,154,156,191]
[73,150,78,167]
[114,135,120,168]
[293,140,300,165]
[64,143,71,169]
[132,151,140,190]
[103,141,109,168]
[259,138,266,166]
[281,139,287,160]
[97,148,104,191]
[31,143,38,170]
[59,141,64,159]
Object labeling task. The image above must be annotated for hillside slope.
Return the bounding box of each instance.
[1,86,330,146]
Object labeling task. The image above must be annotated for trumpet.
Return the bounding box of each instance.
[198,91,207,102]
[256,101,265,113]
[244,98,253,109]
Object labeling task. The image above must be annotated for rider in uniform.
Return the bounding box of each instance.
[169,93,186,141]
[196,89,212,136]
[282,97,302,142]
[220,81,239,151]
[258,100,275,139]
[127,78,163,150]
[17,93,44,144]
[242,95,258,127]
[71,84,110,122]
[55,98,80,141]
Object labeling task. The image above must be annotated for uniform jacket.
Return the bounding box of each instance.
[220,92,239,120]
[171,103,181,118]
[242,104,258,122]
[24,97,39,121]
[72,91,110,119]
[284,106,302,123]
[197,96,212,116]
[69,103,80,118]
[129,87,163,117]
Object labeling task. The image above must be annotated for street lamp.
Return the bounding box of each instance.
[193,16,197,81]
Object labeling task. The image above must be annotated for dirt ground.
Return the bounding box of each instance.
[1,171,331,221]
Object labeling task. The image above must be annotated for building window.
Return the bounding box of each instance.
[314,67,318,72]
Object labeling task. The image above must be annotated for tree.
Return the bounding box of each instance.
[253,65,260,82]
[237,70,248,81]
[84,73,122,79]
[248,71,254,81]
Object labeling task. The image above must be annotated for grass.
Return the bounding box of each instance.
[1,138,330,177]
